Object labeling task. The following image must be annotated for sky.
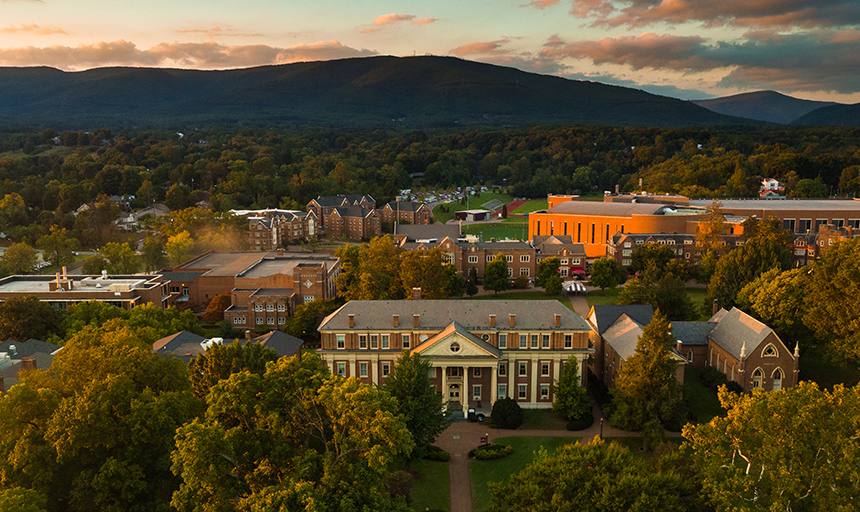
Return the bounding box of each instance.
[1,0,859,103]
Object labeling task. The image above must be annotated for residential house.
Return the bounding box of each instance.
[317,299,593,414]
[0,339,61,393]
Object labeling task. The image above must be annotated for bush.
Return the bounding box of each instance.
[387,470,414,504]
[566,412,595,431]
[469,444,513,460]
[698,366,727,390]
[513,275,530,289]
[490,397,524,429]
[423,445,451,462]
[724,381,744,394]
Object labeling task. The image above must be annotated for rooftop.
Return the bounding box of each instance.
[546,201,703,217]
[0,275,156,294]
[690,198,860,212]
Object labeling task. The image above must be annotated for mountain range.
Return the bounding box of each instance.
[0,56,855,130]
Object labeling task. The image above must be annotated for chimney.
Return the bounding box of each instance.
[554,314,561,328]
[413,314,420,328]
[676,340,682,354]
[489,314,496,328]
[20,356,36,372]
[393,314,399,328]
[62,266,67,280]
[412,287,422,300]
[712,299,719,316]
[245,330,251,340]
[509,314,516,327]
[348,314,355,328]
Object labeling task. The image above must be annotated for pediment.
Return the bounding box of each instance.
[411,322,500,359]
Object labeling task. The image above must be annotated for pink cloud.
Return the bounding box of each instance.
[1,24,67,35]
[0,39,378,70]
[520,0,560,9]
[373,14,416,26]
[412,17,437,25]
[449,39,510,56]
[174,24,263,38]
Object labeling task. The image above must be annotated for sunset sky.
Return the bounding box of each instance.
[2,0,859,103]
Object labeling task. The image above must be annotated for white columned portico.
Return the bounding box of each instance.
[530,359,539,403]
[463,365,470,415]
[440,365,447,408]
[490,364,497,405]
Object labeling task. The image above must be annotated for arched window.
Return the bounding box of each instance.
[762,344,778,357]
[772,368,783,391]
[730,364,735,382]
[752,368,763,389]
[687,350,693,363]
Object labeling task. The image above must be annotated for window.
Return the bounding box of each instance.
[277,303,285,312]
[267,317,274,325]
[402,334,410,349]
[542,334,550,349]
[519,334,527,348]
[370,335,378,349]
[520,267,529,276]
[256,317,263,325]
[622,249,632,256]
[303,295,314,303]
[560,258,568,265]
[518,362,527,376]
[560,268,568,277]
[799,219,812,232]
[382,363,390,376]
[636,239,644,245]
[507,268,513,277]
[381,334,390,349]
[772,369,783,391]
[487,255,494,262]
[783,219,796,232]
[337,363,346,376]
[658,240,666,245]
[266,304,274,312]
[468,255,478,263]
[540,384,549,399]
[473,386,481,400]
[359,363,368,377]
[667,239,676,245]
[359,335,367,349]
[428,367,436,377]
[571,258,580,265]
[474,367,481,377]
[752,369,763,389]
[255,304,263,312]
[531,334,538,348]
[564,334,572,348]
[684,239,693,245]
[498,384,507,399]
[541,362,550,376]
[499,362,506,376]
[170,286,180,293]
[505,255,513,262]
[762,344,778,357]
[518,384,527,399]
[849,219,860,228]
[233,317,240,324]
[337,335,345,349]
[623,241,631,248]
[520,255,530,262]
[499,333,507,349]
[795,249,806,255]
[622,259,632,266]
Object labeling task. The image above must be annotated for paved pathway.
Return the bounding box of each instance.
[432,398,681,512]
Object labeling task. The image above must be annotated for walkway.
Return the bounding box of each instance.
[432,398,681,512]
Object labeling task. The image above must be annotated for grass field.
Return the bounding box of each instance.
[520,409,569,430]
[462,223,528,241]
[683,367,724,424]
[510,200,548,215]
[470,436,580,512]
[432,191,514,224]
[410,458,450,512]
[585,287,622,307]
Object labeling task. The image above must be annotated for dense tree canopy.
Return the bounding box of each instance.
[589,257,626,292]
[483,254,511,294]
[709,236,791,310]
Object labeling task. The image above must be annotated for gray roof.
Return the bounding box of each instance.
[589,305,654,335]
[312,196,349,207]
[333,206,374,218]
[385,201,425,212]
[153,331,206,354]
[396,224,461,241]
[672,321,717,346]
[691,198,860,212]
[251,330,303,358]
[318,300,591,332]
[474,241,532,250]
[602,314,644,360]
[533,235,574,245]
[250,288,294,298]
[547,201,687,216]
[707,307,775,359]
[0,339,61,357]
[159,271,206,283]
[1,352,55,390]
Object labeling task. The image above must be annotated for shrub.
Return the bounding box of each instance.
[566,412,595,431]
[387,470,414,504]
[513,275,530,289]
[724,381,744,394]
[698,366,727,390]
[423,446,451,462]
[490,397,524,429]
[469,444,513,460]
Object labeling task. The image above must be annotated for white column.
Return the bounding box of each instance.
[490,364,498,406]
[463,366,470,414]
[553,358,561,383]
[441,365,448,408]
[349,359,356,379]
[371,353,379,386]
[530,359,539,404]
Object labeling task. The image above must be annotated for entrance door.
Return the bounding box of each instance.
[449,384,460,400]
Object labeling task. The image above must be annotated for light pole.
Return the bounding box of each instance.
[599,417,604,439]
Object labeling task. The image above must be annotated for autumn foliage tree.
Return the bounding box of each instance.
[202,293,232,325]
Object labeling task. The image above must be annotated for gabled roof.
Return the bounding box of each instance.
[707,307,778,360]
[310,196,351,207]
[384,201,426,212]
[152,331,206,354]
[602,314,644,361]
[252,330,303,358]
[588,305,654,335]
[411,321,501,359]
[0,339,61,357]
[396,224,461,241]
[332,206,375,219]
[532,235,573,246]
[672,321,717,346]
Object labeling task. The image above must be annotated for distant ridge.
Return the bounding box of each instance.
[693,90,839,124]
[791,103,860,126]
[0,56,761,130]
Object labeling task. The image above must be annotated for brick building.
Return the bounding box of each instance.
[401,237,537,281]
[317,299,593,414]
[325,206,382,241]
[307,195,376,232]
[532,235,587,277]
[379,201,431,225]
[232,209,319,251]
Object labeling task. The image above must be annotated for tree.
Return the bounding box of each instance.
[483,254,511,294]
[0,320,201,512]
[0,192,28,231]
[709,236,791,310]
[740,216,791,245]
[589,257,626,292]
[444,263,467,298]
[400,247,451,299]
[501,203,508,219]
[737,267,810,342]
[551,355,589,420]
[171,354,414,512]
[341,236,404,300]
[187,339,279,399]
[488,439,699,512]
[383,352,450,461]
[544,274,563,296]
[165,230,194,266]
[791,178,828,198]
[0,242,38,275]
[201,293,232,325]
[125,303,204,341]
[85,242,140,275]
[535,256,560,288]
[804,238,860,361]
[609,312,683,450]
[466,267,479,296]
[141,237,166,271]
[490,397,524,429]
[618,274,696,321]
[695,199,729,256]
[684,383,860,512]
[37,226,79,268]
[60,300,129,340]
[285,298,339,341]
[0,295,63,342]
[630,243,676,277]
[164,183,191,211]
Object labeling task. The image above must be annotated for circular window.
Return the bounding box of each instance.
[450,342,461,353]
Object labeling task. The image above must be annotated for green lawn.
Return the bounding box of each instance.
[520,409,569,430]
[462,224,528,241]
[432,192,515,224]
[470,436,580,512]
[410,458,450,512]
[683,367,724,424]
[510,200,548,215]
[685,287,711,320]
[585,287,622,307]
[800,343,860,389]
